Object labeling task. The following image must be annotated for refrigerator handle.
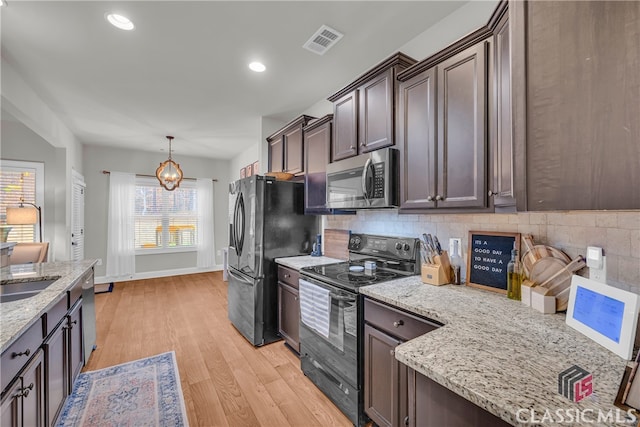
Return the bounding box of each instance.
[237,193,246,255]
[232,193,241,257]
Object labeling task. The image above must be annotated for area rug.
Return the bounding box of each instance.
[57,351,189,427]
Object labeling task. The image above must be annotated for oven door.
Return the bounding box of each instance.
[299,276,359,424]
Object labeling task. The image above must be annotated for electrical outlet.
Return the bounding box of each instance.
[96,258,103,266]
[216,250,222,256]
[449,238,462,255]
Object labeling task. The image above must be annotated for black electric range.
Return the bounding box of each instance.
[298,233,421,426]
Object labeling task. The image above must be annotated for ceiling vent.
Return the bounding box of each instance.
[303,25,344,55]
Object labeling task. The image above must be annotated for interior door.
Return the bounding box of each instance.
[71,171,86,261]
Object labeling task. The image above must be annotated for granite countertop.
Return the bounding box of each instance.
[0,260,97,353]
[275,255,345,270]
[360,277,632,427]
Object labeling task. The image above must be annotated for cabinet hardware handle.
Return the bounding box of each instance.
[284,274,290,279]
[349,145,355,150]
[360,143,366,147]
[294,297,298,301]
[404,416,410,425]
[427,196,434,202]
[488,190,497,197]
[11,349,30,358]
[435,195,444,201]
[18,383,34,398]
[393,320,404,328]
[390,349,395,356]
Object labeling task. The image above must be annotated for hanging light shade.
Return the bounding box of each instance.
[156,135,183,191]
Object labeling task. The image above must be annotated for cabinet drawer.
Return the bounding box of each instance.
[364,298,440,342]
[277,266,300,289]
[44,294,67,338]
[1,319,42,392]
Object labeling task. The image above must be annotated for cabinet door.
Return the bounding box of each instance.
[45,321,68,427]
[407,368,510,427]
[332,90,358,161]
[516,1,640,210]
[490,12,515,210]
[284,125,304,175]
[277,282,300,353]
[268,135,284,173]
[436,42,487,209]
[364,324,407,427]
[359,69,394,153]
[21,349,45,427]
[1,379,21,427]
[304,120,332,211]
[68,301,84,388]
[398,68,437,210]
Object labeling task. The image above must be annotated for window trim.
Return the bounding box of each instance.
[1,159,45,242]
[134,177,198,253]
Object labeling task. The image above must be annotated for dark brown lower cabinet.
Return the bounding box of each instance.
[277,266,300,353]
[364,324,407,427]
[277,282,299,353]
[407,368,511,427]
[363,298,440,427]
[0,349,46,427]
[44,300,84,426]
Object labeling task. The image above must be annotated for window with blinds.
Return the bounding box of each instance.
[134,178,198,250]
[0,161,44,243]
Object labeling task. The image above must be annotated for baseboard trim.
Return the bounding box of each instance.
[95,265,224,284]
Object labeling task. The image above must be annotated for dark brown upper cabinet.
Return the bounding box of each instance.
[397,43,489,211]
[511,0,640,210]
[397,1,511,213]
[304,115,333,213]
[489,6,515,211]
[268,135,284,173]
[328,53,416,163]
[267,115,315,175]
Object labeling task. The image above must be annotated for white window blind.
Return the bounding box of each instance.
[0,160,44,243]
[134,178,198,250]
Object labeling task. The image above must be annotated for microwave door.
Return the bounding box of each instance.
[327,168,365,207]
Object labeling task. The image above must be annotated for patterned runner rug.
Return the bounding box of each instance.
[57,351,189,426]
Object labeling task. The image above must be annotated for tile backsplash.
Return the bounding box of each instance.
[325,210,640,293]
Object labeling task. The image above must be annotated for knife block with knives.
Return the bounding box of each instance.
[420,233,453,286]
[421,251,452,286]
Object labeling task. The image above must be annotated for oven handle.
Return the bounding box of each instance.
[311,359,350,395]
[329,293,356,303]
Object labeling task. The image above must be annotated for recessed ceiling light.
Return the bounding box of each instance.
[0,0,7,7]
[106,13,135,31]
[249,62,266,73]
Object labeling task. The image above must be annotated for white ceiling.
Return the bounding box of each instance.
[1,1,468,160]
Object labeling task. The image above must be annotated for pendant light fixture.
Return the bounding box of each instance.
[156,136,183,191]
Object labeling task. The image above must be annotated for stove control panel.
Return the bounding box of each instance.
[349,233,419,261]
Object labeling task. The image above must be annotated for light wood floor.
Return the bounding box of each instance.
[84,271,352,427]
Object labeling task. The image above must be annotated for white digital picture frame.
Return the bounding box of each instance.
[566,275,640,360]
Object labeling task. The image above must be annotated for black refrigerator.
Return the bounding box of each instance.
[228,175,318,346]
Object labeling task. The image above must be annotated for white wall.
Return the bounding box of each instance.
[82,144,230,281]
[1,58,84,261]
[399,1,499,59]
[229,144,259,184]
[1,109,68,261]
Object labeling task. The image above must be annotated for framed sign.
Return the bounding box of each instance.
[467,231,521,294]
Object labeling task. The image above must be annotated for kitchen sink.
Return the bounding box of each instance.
[0,278,59,303]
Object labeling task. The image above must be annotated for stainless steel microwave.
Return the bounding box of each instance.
[326,147,399,209]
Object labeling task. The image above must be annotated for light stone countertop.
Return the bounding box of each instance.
[0,260,97,353]
[275,255,345,270]
[360,277,633,427]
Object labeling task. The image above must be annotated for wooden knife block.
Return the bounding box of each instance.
[421,251,452,286]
